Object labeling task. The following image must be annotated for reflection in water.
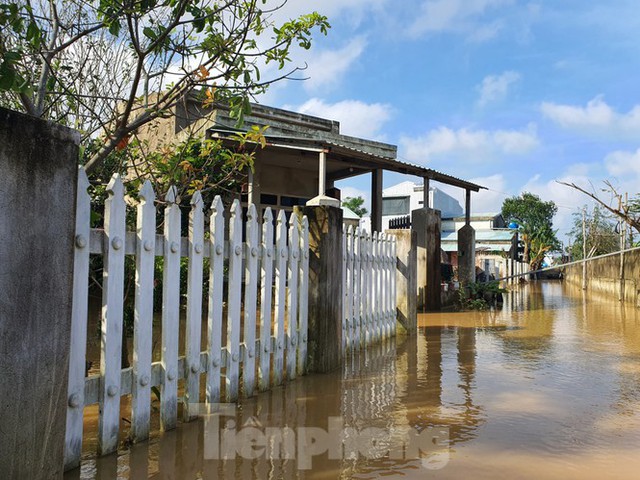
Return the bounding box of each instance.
[68,282,640,479]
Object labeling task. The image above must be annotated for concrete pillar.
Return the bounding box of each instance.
[457,224,476,285]
[391,229,417,335]
[411,208,442,311]
[371,169,383,233]
[0,108,79,478]
[299,204,343,372]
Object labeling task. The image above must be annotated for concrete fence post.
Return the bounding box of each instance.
[0,108,79,478]
[391,229,417,335]
[298,203,343,373]
[411,207,442,311]
[457,224,476,285]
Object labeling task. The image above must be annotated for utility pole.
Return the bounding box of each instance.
[582,207,587,290]
[620,194,626,302]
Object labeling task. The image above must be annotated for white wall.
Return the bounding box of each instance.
[381,181,463,230]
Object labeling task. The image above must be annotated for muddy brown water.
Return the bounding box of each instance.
[66,281,640,479]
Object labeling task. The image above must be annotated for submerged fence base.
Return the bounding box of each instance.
[64,169,310,471]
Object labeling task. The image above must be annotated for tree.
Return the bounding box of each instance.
[569,205,618,260]
[558,180,640,236]
[342,195,367,217]
[0,0,329,172]
[501,192,560,269]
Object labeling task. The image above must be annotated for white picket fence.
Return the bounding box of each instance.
[342,226,397,352]
[64,168,309,470]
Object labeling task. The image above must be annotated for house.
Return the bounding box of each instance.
[381,181,463,230]
[134,94,485,231]
[441,213,516,279]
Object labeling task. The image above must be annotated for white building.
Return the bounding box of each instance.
[381,181,463,230]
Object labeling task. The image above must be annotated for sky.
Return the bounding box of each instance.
[256,0,640,243]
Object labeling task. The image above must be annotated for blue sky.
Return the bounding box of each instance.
[258,0,640,241]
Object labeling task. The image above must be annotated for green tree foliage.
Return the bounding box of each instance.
[569,205,618,260]
[0,0,329,172]
[501,192,560,269]
[342,195,367,217]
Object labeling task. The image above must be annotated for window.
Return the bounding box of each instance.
[382,196,410,216]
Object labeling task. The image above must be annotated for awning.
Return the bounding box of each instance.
[208,127,486,192]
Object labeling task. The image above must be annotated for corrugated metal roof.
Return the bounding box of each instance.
[442,230,515,242]
[442,243,511,252]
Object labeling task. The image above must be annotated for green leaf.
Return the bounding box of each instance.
[143,26,157,40]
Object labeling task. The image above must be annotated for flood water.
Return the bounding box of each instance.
[67,281,640,479]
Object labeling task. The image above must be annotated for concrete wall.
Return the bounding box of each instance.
[563,250,640,305]
[0,108,79,478]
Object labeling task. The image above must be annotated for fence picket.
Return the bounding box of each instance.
[243,204,259,397]
[184,191,204,420]
[131,180,156,441]
[353,227,361,350]
[391,236,397,336]
[207,196,225,405]
[346,226,355,352]
[298,216,309,375]
[225,200,243,402]
[98,174,126,455]
[372,232,379,343]
[64,168,91,470]
[273,210,287,385]
[286,214,300,380]
[342,225,348,353]
[259,208,274,390]
[161,186,181,431]
[362,231,370,347]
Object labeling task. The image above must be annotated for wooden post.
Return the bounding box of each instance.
[206,196,225,404]
[258,208,274,391]
[582,207,587,290]
[287,214,301,380]
[371,169,383,233]
[130,180,156,440]
[273,210,288,384]
[99,175,126,455]
[160,186,181,431]
[423,177,430,209]
[225,200,243,401]
[243,204,259,396]
[184,191,204,420]
[65,169,91,470]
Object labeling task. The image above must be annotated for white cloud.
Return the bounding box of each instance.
[477,71,520,106]
[408,0,513,40]
[605,148,640,177]
[468,174,509,214]
[287,98,393,140]
[540,96,640,138]
[265,0,388,28]
[303,37,367,92]
[399,124,539,164]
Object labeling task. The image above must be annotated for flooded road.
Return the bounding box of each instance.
[68,282,640,479]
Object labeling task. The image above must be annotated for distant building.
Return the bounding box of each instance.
[381,181,463,230]
[441,213,515,279]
